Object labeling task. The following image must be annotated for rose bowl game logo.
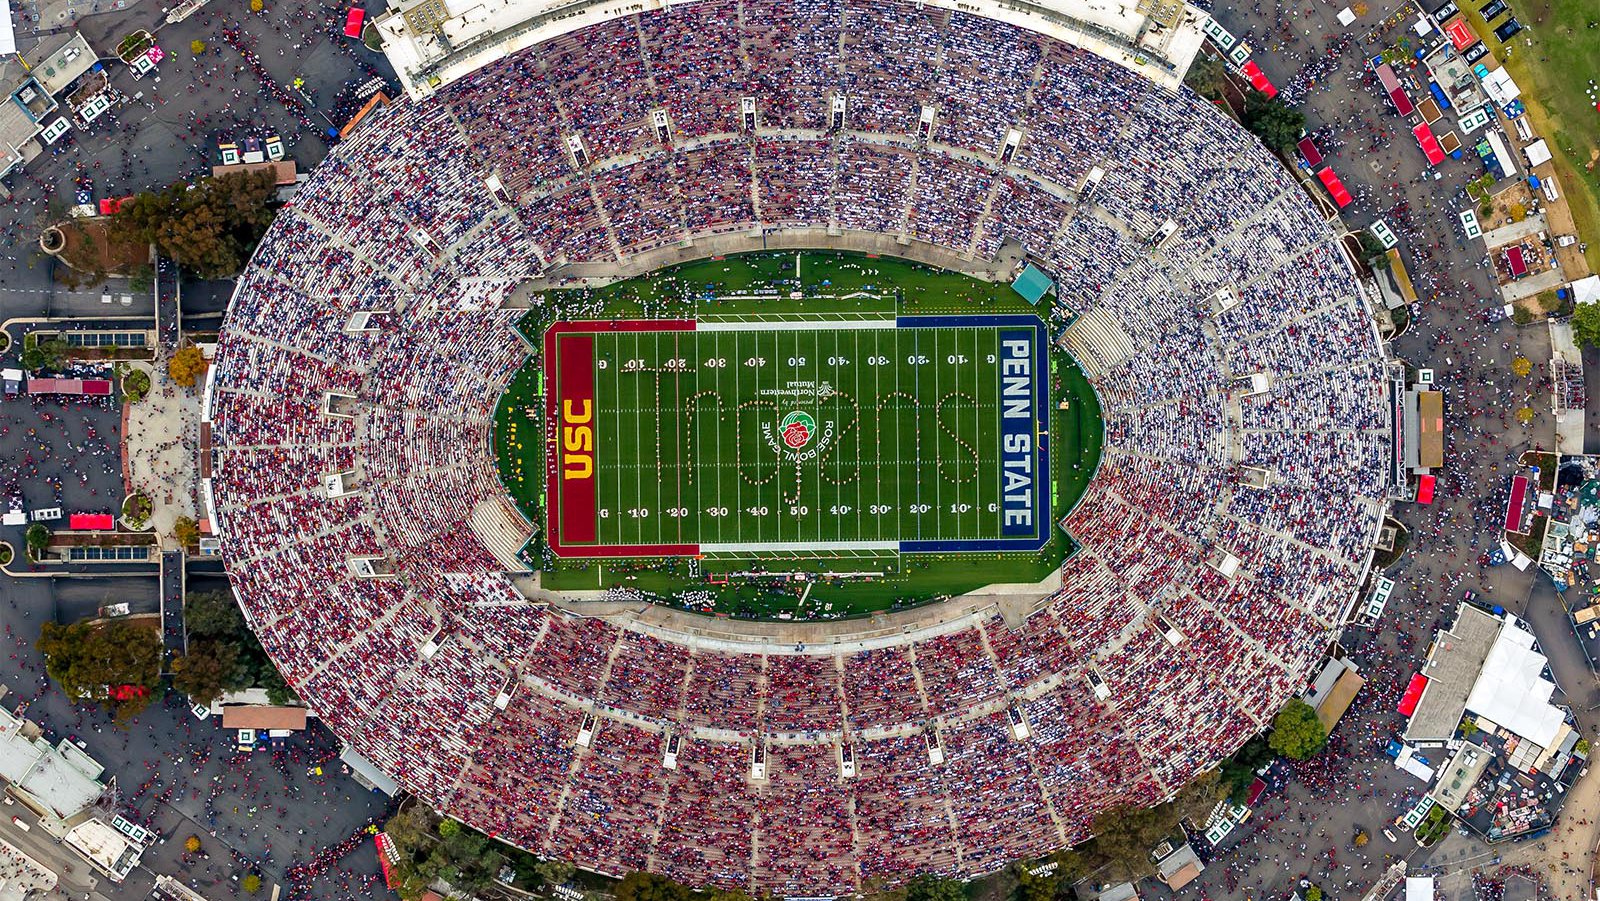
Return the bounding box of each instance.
[779,411,816,449]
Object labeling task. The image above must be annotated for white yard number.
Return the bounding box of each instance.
[745,357,767,368]
[827,356,849,366]
[706,506,729,517]
[907,354,929,365]
[949,503,971,513]
[869,504,891,514]
[947,354,968,365]
[597,360,609,369]
[628,507,649,519]
[662,358,688,371]
[787,356,807,366]
[665,507,688,518]
[704,357,727,368]
[598,509,610,518]
[745,505,769,516]
[867,355,890,366]
[789,505,808,517]
[909,503,932,514]
[831,505,853,515]
[622,358,646,372]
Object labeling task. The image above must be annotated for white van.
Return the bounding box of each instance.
[29,508,61,522]
[1543,180,1559,202]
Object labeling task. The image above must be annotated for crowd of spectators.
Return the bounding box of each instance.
[207,0,1390,893]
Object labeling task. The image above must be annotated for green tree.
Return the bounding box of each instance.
[111,170,278,278]
[172,640,245,706]
[1356,231,1387,262]
[615,872,691,901]
[21,337,68,373]
[1269,698,1328,760]
[1572,302,1600,347]
[535,859,575,889]
[24,524,51,558]
[241,873,261,893]
[129,264,155,293]
[904,874,966,901]
[1241,91,1306,152]
[190,39,207,55]
[1184,53,1228,102]
[36,620,163,720]
[184,590,248,641]
[1014,861,1064,901]
[1220,734,1273,802]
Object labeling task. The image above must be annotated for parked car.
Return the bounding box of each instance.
[1494,17,1523,40]
[1478,0,1507,21]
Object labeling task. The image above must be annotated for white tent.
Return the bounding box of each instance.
[1572,274,1600,306]
[0,0,15,55]
[1482,68,1521,106]
[1464,617,1566,748]
[1525,138,1552,168]
[1406,876,1435,901]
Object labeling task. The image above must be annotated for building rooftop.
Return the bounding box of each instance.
[220,705,308,731]
[0,705,105,822]
[1404,603,1502,743]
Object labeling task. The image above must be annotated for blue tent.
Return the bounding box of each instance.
[1011,264,1053,304]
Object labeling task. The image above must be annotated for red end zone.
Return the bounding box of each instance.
[544,320,699,559]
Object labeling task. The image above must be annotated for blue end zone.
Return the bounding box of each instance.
[895,315,1051,554]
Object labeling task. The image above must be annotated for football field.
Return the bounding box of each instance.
[545,315,1050,558]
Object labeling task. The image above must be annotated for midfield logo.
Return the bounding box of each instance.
[779,411,816,449]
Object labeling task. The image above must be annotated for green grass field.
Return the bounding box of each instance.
[563,320,1039,551]
[493,252,1103,618]
[1464,0,1600,272]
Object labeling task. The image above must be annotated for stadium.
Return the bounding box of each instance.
[204,0,1397,893]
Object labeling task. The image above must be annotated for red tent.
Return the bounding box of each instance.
[1505,474,1528,530]
[68,513,115,530]
[1506,245,1527,277]
[344,7,365,38]
[1316,167,1353,207]
[1296,135,1324,167]
[1445,17,1476,50]
[1375,63,1415,117]
[1412,122,1445,166]
[1241,60,1278,98]
[1398,673,1428,716]
[1416,474,1436,504]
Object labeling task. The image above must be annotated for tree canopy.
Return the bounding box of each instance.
[111,170,278,278]
[1219,734,1274,802]
[167,345,209,389]
[171,640,244,707]
[183,592,295,704]
[1269,697,1328,760]
[616,872,692,901]
[1572,302,1600,348]
[904,874,966,901]
[1241,91,1306,153]
[37,619,163,721]
[1085,770,1225,880]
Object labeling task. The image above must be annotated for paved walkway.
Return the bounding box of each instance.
[123,359,200,544]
